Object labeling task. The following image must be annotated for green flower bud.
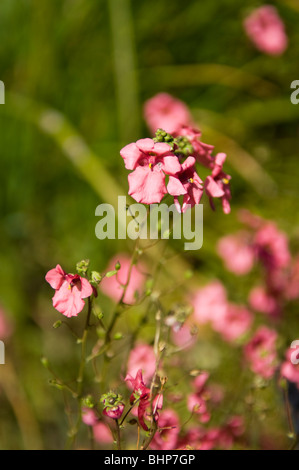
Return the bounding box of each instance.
[90,271,102,284]
[82,395,95,409]
[76,259,90,276]
[41,357,50,369]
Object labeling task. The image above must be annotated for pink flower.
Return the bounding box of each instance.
[127,343,156,385]
[150,409,180,450]
[171,323,197,350]
[217,232,255,275]
[244,326,278,379]
[82,408,98,427]
[101,392,125,420]
[125,369,163,431]
[103,402,125,420]
[120,138,181,204]
[100,254,146,305]
[144,93,193,135]
[204,153,231,214]
[192,280,228,328]
[45,265,93,318]
[187,373,211,423]
[254,222,291,272]
[215,304,252,343]
[249,286,280,318]
[167,156,203,213]
[281,347,299,389]
[93,422,114,444]
[192,281,251,343]
[125,369,151,430]
[244,5,288,56]
[217,416,244,449]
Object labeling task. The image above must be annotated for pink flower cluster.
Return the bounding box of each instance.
[187,372,212,423]
[217,211,297,319]
[244,326,278,380]
[120,93,231,213]
[178,416,244,450]
[192,281,253,343]
[244,5,288,56]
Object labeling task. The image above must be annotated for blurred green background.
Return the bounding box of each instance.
[0,0,299,449]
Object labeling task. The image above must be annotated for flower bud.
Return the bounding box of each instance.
[101,392,125,420]
[76,259,90,276]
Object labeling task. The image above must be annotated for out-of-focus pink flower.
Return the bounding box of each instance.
[171,323,197,350]
[179,415,243,450]
[0,307,13,339]
[217,232,255,275]
[82,407,114,444]
[82,408,98,427]
[150,409,180,450]
[204,153,231,214]
[244,5,288,56]
[249,285,280,318]
[127,343,156,385]
[187,373,211,423]
[254,223,291,272]
[93,422,114,444]
[285,256,299,300]
[120,138,181,204]
[244,326,278,379]
[281,346,299,389]
[144,93,193,135]
[217,416,245,449]
[192,280,228,327]
[193,281,252,343]
[45,265,93,318]
[167,156,203,213]
[215,304,253,343]
[100,254,146,305]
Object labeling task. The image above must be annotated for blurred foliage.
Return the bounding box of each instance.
[0,0,298,449]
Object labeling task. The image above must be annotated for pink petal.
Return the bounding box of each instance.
[161,155,181,175]
[153,142,173,155]
[181,156,196,172]
[128,166,167,204]
[120,143,142,170]
[136,138,155,153]
[80,278,93,299]
[167,176,187,196]
[204,176,225,198]
[45,265,65,290]
[52,281,85,318]
[214,153,226,167]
